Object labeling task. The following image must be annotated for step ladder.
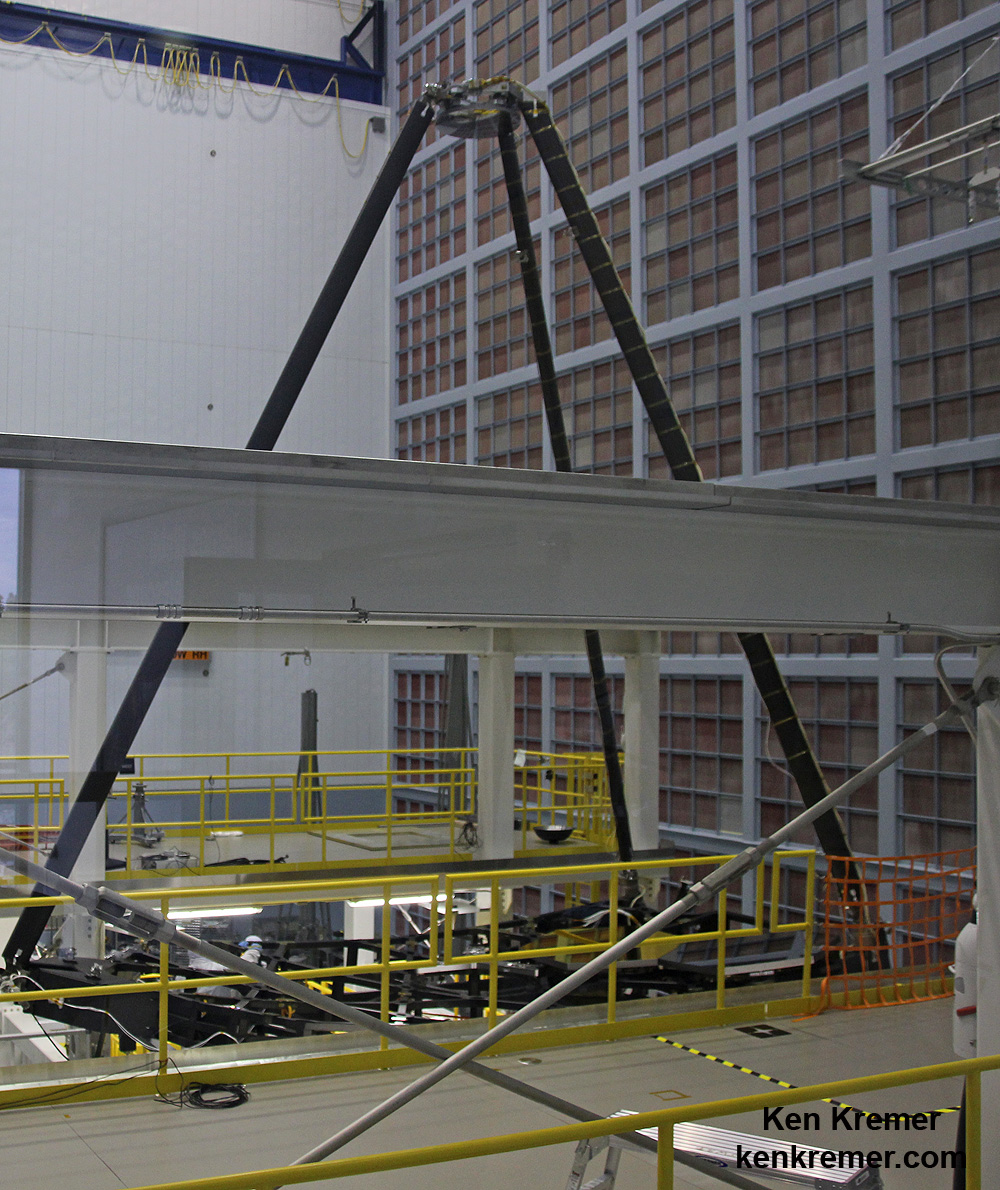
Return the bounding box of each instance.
[566,1112,884,1190]
[565,1135,624,1190]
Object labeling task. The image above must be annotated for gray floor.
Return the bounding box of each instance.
[0,999,965,1189]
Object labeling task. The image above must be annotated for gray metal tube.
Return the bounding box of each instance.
[0,842,777,1187]
[290,695,972,1163]
[0,842,654,1151]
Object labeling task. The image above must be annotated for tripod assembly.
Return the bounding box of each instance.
[4,75,868,971]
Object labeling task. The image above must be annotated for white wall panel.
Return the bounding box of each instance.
[108,649,388,760]
[0,41,390,460]
[0,31,391,762]
[35,1,363,58]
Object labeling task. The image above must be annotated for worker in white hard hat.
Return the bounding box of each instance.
[239,935,264,965]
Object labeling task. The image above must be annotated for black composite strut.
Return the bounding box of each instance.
[519,98,864,888]
[497,116,634,868]
[4,99,436,970]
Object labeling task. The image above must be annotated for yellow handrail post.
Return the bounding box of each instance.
[380,882,391,1050]
[716,886,727,1012]
[198,780,206,870]
[966,1069,981,1188]
[488,875,500,1029]
[657,1123,674,1190]
[429,874,440,965]
[158,895,170,1072]
[448,771,456,860]
[802,850,816,1001]
[606,869,619,1025]
[443,873,455,966]
[321,777,328,864]
[385,760,393,861]
[125,779,134,874]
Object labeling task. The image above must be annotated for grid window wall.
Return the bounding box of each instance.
[660,677,743,834]
[476,248,536,381]
[890,32,1000,245]
[396,402,468,462]
[553,198,630,354]
[639,0,736,168]
[551,674,623,751]
[474,0,540,80]
[550,46,630,193]
[887,0,994,50]
[398,2,455,45]
[643,151,739,325]
[661,631,743,655]
[753,91,871,290]
[515,674,543,751]
[749,0,867,116]
[394,671,445,773]
[772,631,879,655]
[476,381,545,467]
[398,144,467,284]
[898,460,1000,503]
[563,357,633,474]
[764,861,813,923]
[758,679,880,853]
[756,284,875,469]
[648,322,742,480]
[894,245,1000,447]
[397,273,468,405]
[475,137,541,247]
[515,673,545,806]
[898,681,975,852]
[396,17,467,147]
[551,0,627,67]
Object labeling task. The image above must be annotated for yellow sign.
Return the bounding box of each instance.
[174,650,210,661]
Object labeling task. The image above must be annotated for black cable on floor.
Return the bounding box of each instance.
[182,1082,250,1109]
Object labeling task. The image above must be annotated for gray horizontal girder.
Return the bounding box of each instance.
[1,433,998,639]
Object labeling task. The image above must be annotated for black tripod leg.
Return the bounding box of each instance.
[521,100,863,882]
[5,98,436,969]
[498,117,634,867]
[4,618,188,966]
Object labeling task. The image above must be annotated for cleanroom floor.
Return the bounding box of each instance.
[0,997,968,1189]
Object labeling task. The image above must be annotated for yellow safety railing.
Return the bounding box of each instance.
[0,781,66,850]
[0,850,815,1079]
[0,748,611,876]
[0,755,67,853]
[513,749,616,851]
[112,1054,996,1190]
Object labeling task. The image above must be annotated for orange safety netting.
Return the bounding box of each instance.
[818,848,975,1011]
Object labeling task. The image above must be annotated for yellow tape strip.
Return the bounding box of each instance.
[656,1037,958,1116]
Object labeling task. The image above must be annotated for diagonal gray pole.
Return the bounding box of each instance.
[284,692,976,1164]
[0,841,639,1142]
[0,838,765,1188]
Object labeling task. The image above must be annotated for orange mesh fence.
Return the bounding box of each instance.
[818,848,975,1011]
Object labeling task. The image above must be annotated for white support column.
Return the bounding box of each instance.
[975,646,1000,1172]
[343,903,377,968]
[476,638,515,862]
[623,632,661,856]
[62,625,108,958]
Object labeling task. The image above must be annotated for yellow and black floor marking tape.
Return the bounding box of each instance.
[656,1037,959,1116]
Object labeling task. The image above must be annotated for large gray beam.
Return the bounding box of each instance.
[2,433,998,635]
